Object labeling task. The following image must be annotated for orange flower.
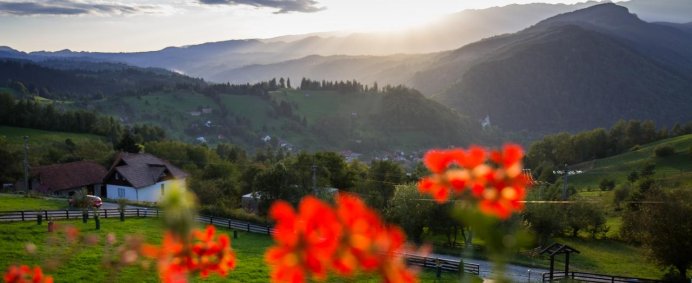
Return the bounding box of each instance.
[265,197,342,283]
[266,194,418,283]
[3,265,53,283]
[418,144,531,219]
[141,225,236,283]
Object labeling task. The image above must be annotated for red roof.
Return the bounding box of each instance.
[32,160,107,192]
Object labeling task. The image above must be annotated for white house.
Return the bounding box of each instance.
[103,152,188,203]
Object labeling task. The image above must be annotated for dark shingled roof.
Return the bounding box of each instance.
[108,152,187,188]
[32,161,107,192]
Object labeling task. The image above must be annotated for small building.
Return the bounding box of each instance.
[31,160,107,197]
[201,107,213,114]
[189,111,201,116]
[103,152,188,203]
[241,192,263,214]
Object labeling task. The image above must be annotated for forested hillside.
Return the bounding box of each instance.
[0,58,482,153]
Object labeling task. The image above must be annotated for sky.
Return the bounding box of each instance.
[0,0,608,52]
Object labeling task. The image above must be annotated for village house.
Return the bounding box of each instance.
[103,152,188,203]
[31,160,107,197]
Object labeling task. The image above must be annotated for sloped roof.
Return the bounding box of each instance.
[32,161,107,192]
[108,152,187,188]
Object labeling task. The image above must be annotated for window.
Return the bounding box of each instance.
[160,183,165,196]
[118,188,125,198]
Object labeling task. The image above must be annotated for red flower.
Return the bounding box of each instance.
[418,144,531,218]
[265,197,342,283]
[266,194,419,283]
[3,265,53,283]
[141,225,236,283]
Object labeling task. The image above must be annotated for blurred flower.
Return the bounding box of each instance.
[24,243,36,254]
[266,194,418,283]
[3,265,53,283]
[418,144,531,219]
[141,225,236,283]
[265,197,342,282]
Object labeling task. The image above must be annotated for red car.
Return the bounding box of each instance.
[69,195,103,208]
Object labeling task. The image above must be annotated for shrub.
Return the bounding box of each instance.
[654,145,675,157]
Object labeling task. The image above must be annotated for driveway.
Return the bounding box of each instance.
[99,202,148,210]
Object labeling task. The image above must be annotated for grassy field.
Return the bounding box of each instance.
[550,237,664,279]
[0,218,479,282]
[0,126,105,146]
[570,134,692,190]
[0,194,68,211]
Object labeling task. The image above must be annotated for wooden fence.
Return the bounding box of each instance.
[542,271,662,282]
[404,254,481,275]
[0,208,160,222]
[0,209,481,276]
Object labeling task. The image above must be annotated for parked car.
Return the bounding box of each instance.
[69,195,102,208]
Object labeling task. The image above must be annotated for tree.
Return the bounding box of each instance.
[356,160,404,211]
[627,171,639,183]
[286,78,291,89]
[522,203,565,247]
[385,184,433,243]
[638,189,692,282]
[115,131,141,153]
[0,137,21,184]
[599,178,615,191]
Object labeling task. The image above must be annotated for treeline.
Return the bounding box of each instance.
[0,59,205,99]
[0,92,167,144]
[199,79,281,97]
[299,78,376,93]
[526,120,692,181]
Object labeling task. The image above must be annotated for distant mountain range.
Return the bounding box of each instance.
[203,3,692,133]
[2,0,690,82]
[1,1,691,136]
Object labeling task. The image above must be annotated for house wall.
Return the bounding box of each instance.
[106,179,186,203]
[106,184,138,201]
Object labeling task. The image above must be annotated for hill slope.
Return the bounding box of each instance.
[569,134,692,189]
[429,3,692,133]
[88,88,481,152]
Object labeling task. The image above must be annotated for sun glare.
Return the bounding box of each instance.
[320,0,466,33]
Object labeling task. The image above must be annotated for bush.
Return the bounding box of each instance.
[654,145,675,157]
[599,178,615,191]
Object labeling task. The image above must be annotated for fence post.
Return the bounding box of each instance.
[21,211,24,221]
[267,225,270,235]
[156,209,159,218]
[44,210,48,220]
[104,210,108,218]
[66,210,69,220]
[228,219,231,229]
[247,223,250,232]
[137,209,140,217]
[209,216,213,224]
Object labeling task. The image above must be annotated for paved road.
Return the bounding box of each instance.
[409,251,548,282]
[99,202,147,210]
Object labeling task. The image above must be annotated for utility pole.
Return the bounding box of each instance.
[23,136,29,196]
[311,163,317,195]
[562,163,568,200]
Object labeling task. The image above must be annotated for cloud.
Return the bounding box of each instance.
[0,0,162,16]
[198,0,324,13]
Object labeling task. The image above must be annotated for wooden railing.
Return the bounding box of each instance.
[404,254,480,275]
[542,271,662,282]
[0,209,480,276]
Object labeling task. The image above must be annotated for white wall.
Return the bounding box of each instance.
[106,184,138,201]
[106,179,186,203]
